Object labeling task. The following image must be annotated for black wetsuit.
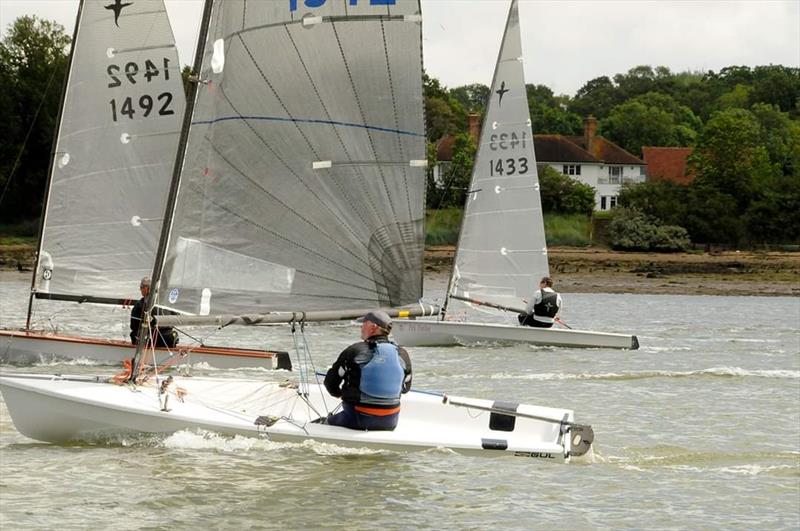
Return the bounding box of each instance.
[130,297,178,348]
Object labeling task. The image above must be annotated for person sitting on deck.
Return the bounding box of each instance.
[518,276,562,328]
[129,276,178,348]
[323,310,412,431]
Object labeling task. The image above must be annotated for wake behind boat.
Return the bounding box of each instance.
[0,371,593,461]
[391,0,637,350]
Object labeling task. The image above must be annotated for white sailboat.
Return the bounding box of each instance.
[0,0,289,369]
[0,0,593,461]
[391,1,638,349]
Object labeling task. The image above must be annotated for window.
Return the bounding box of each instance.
[600,196,607,210]
[608,166,622,184]
[562,164,581,176]
[610,196,618,208]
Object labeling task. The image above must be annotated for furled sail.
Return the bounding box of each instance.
[447,0,548,313]
[156,0,426,316]
[35,0,186,300]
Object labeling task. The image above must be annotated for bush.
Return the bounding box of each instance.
[607,208,690,251]
[538,166,595,215]
[544,213,591,246]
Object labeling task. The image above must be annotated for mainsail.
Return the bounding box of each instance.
[155,0,426,316]
[33,0,186,301]
[446,0,548,313]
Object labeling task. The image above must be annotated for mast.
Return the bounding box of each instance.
[25,0,85,330]
[130,0,216,376]
[442,0,519,320]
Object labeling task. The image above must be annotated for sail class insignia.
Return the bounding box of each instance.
[105,0,133,27]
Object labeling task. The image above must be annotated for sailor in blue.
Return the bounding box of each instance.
[519,276,562,328]
[324,310,412,431]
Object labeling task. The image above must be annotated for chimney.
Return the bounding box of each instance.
[584,115,597,153]
[468,113,480,144]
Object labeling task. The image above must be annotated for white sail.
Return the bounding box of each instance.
[35,0,186,299]
[155,0,427,316]
[447,0,548,313]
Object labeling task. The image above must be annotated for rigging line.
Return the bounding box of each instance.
[283,24,375,235]
[181,181,394,295]
[207,143,377,275]
[299,321,331,416]
[331,20,397,226]
[0,55,60,209]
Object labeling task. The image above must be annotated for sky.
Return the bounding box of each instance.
[1,0,798,97]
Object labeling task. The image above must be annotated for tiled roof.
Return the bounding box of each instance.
[533,135,596,163]
[642,147,695,185]
[567,136,646,165]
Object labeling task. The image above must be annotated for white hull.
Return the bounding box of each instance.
[392,320,639,349]
[0,330,291,370]
[0,373,591,461]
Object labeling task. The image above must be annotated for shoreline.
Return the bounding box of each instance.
[1,244,798,297]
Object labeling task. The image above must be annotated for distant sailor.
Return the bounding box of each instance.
[519,276,562,328]
[324,310,412,431]
[130,276,178,348]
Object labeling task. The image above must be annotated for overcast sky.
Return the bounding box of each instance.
[1,0,798,96]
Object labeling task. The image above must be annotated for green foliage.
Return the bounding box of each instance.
[440,133,477,208]
[618,181,689,227]
[538,166,595,215]
[607,208,690,252]
[599,92,701,156]
[449,83,489,114]
[425,208,462,246]
[543,213,591,247]
[0,16,70,224]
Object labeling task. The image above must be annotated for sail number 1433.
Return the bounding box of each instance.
[489,157,529,176]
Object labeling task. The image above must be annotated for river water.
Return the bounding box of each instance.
[1,271,798,530]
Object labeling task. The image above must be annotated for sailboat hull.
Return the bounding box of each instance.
[0,373,583,461]
[392,320,639,349]
[0,330,290,369]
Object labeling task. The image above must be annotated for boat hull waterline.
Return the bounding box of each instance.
[392,320,639,349]
[0,330,291,369]
[0,373,589,461]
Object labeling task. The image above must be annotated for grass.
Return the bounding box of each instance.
[425,208,462,245]
[425,208,592,247]
[544,213,591,247]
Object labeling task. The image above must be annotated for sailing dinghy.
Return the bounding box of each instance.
[0,0,287,369]
[0,0,593,460]
[392,0,638,349]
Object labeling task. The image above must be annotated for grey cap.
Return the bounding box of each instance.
[358,310,392,330]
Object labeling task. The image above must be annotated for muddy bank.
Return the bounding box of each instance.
[2,243,798,296]
[426,246,800,297]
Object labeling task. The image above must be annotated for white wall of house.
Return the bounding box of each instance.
[543,163,646,211]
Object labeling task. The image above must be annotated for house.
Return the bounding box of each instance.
[642,147,695,185]
[435,115,647,211]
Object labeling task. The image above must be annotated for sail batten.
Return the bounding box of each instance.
[156,0,426,315]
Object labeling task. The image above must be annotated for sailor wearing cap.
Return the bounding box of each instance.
[323,310,412,430]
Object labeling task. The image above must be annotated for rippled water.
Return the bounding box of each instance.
[1,272,798,529]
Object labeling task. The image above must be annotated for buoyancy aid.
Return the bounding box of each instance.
[533,290,559,322]
[359,342,404,402]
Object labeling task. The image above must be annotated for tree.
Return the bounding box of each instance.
[0,16,70,224]
[537,166,595,215]
[689,108,779,211]
[449,83,489,114]
[600,92,701,156]
[438,133,476,208]
[569,76,620,119]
